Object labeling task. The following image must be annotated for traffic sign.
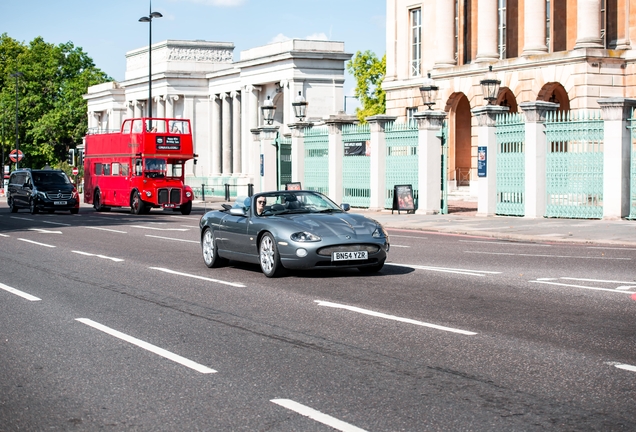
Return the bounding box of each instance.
[72,167,79,175]
[9,149,24,162]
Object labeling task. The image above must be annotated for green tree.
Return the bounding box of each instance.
[0,34,111,169]
[346,50,386,123]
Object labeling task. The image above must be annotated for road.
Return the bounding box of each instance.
[1,205,635,431]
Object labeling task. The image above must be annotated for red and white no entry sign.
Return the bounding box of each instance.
[72,167,79,175]
[9,149,24,162]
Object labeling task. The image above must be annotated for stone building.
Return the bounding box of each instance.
[384,0,636,191]
[84,39,351,191]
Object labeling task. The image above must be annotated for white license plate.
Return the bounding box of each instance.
[54,201,67,205]
[332,251,368,261]
[163,203,176,208]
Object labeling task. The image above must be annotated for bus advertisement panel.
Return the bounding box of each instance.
[83,118,196,215]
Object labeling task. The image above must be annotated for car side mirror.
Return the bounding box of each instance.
[340,203,351,212]
[229,207,247,217]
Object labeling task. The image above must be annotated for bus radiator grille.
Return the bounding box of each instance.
[158,188,181,204]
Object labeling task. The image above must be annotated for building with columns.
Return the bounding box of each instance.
[84,39,351,191]
[384,0,636,190]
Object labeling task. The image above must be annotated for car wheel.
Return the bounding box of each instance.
[202,228,227,268]
[259,232,284,277]
[29,198,39,215]
[358,260,385,274]
[180,200,192,215]
[131,190,145,215]
[8,197,18,213]
[70,208,79,214]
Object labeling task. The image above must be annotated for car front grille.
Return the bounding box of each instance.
[317,244,380,256]
[158,188,181,204]
[45,192,73,200]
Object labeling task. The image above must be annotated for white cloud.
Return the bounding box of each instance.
[269,33,292,44]
[304,32,329,41]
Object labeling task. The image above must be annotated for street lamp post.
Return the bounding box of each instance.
[10,71,23,169]
[139,1,162,120]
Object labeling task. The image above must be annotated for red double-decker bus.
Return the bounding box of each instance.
[83,118,196,215]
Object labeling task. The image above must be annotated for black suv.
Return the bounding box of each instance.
[7,169,80,214]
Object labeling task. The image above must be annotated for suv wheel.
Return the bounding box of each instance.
[8,197,18,213]
[29,198,39,215]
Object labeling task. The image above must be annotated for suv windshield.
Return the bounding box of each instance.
[32,172,71,187]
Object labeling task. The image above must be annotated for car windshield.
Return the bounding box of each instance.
[255,191,342,217]
[32,172,71,187]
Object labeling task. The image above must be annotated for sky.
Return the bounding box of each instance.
[0,0,387,113]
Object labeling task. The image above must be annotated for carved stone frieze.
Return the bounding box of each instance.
[167,47,233,63]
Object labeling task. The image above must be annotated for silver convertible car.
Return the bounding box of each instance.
[199,190,390,277]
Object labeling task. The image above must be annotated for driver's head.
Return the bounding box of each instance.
[256,197,267,214]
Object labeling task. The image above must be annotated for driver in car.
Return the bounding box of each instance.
[256,197,267,215]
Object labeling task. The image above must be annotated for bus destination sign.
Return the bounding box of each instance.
[156,136,181,151]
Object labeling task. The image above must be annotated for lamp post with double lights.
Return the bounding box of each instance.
[10,71,23,169]
[139,2,162,120]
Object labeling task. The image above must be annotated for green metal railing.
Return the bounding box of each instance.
[303,126,329,195]
[495,113,525,216]
[342,123,371,207]
[545,110,604,219]
[629,109,636,219]
[385,122,419,209]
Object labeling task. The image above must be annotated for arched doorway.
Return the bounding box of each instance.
[537,82,570,112]
[496,87,518,113]
[445,93,472,188]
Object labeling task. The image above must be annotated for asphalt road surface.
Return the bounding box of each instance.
[1,205,635,431]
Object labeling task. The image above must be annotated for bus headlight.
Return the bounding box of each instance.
[145,191,152,198]
[185,191,192,198]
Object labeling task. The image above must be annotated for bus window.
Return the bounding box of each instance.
[132,120,143,133]
[112,163,120,176]
[169,120,189,134]
[167,162,183,178]
[145,119,166,133]
[103,164,111,176]
[134,159,143,176]
[122,120,132,134]
[121,163,129,177]
[95,163,103,175]
[144,158,166,178]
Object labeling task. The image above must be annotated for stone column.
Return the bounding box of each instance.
[245,86,260,180]
[280,79,290,128]
[476,0,499,62]
[574,0,603,49]
[156,96,165,121]
[211,94,222,176]
[126,101,134,120]
[522,0,548,55]
[520,101,559,218]
[288,122,312,187]
[434,0,457,68]
[221,93,232,175]
[166,95,179,118]
[251,127,279,193]
[134,100,143,118]
[598,98,636,218]
[366,115,397,211]
[324,116,357,204]
[471,105,510,216]
[231,91,242,175]
[413,111,447,214]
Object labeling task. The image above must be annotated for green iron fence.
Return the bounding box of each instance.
[495,112,526,216]
[276,133,292,189]
[303,126,329,194]
[385,122,419,209]
[629,109,636,219]
[545,110,604,219]
[341,123,371,207]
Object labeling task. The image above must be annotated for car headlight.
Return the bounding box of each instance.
[372,226,387,238]
[185,191,192,198]
[290,231,321,242]
[145,190,152,197]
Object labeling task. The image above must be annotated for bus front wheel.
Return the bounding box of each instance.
[131,191,145,215]
[180,201,192,215]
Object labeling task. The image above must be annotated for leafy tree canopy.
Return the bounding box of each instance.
[0,33,111,170]
[346,50,386,123]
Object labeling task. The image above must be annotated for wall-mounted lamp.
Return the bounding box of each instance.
[419,73,439,110]
[261,96,276,125]
[480,65,501,105]
[292,91,308,121]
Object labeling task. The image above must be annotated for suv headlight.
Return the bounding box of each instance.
[290,231,321,242]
